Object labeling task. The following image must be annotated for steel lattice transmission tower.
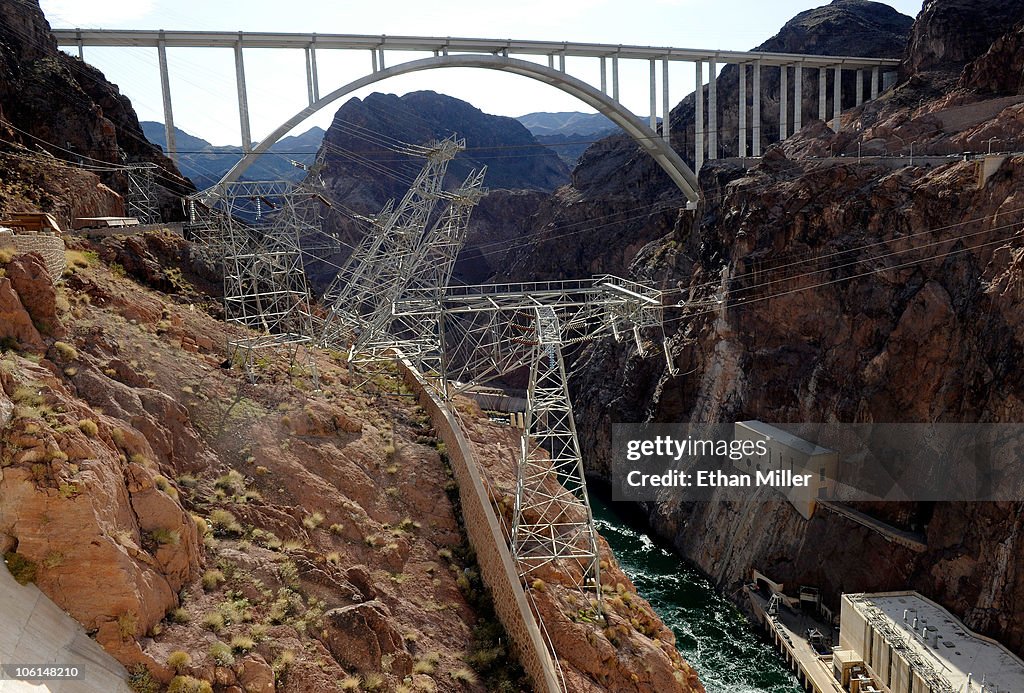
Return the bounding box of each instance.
[125,164,160,224]
[196,180,318,380]
[368,166,487,378]
[319,135,466,354]
[394,276,670,600]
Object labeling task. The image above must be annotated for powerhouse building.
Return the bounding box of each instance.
[836,592,1024,693]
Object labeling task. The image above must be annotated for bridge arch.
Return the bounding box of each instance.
[214,54,700,203]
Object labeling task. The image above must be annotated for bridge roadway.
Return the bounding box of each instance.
[53,29,900,203]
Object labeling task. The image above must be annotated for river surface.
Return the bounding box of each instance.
[591,496,802,693]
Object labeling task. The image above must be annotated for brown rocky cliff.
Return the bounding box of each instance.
[901,0,1024,85]
[490,0,1024,667]
[569,149,1024,658]
[1,233,701,692]
[0,0,192,220]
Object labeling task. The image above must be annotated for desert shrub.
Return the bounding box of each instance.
[117,611,138,640]
[202,569,225,590]
[450,667,478,684]
[208,641,234,666]
[301,511,324,529]
[230,634,254,653]
[362,672,385,690]
[78,419,99,437]
[4,552,36,585]
[166,650,192,673]
[201,611,224,633]
[54,341,78,361]
[151,528,180,546]
[126,664,160,693]
[208,509,242,535]
[167,676,212,693]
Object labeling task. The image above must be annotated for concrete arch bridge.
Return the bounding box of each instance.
[54,29,900,205]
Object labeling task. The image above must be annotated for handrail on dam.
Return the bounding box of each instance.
[396,356,563,693]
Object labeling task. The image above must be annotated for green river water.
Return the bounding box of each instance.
[590,496,802,693]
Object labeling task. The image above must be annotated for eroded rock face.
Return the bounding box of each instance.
[320,600,412,676]
[0,276,45,351]
[567,152,1024,657]
[959,23,1024,96]
[5,252,62,338]
[902,0,1024,82]
[0,0,191,220]
[0,357,202,666]
[491,0,1024,665]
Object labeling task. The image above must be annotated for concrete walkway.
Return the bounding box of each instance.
[0,560,129,693]
[817,501,927,553]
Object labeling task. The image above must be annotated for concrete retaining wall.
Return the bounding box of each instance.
[0,230,66,281]
[398,359,561,693]
[0,559,130,692]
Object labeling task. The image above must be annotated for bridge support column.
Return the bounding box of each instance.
[793,64,802,134]
[649,59,657,131]
[305,48,314,105]
[695,61,704,172]
[600,56,607,94]
[738,63,747,157]
[856,68,864,106]
[372,50,379,72]
[378,48,386,70]
[779,65,788,140]
[558,54,565,72]
[708,58,717,160]
[752,59,761,156]
[662,59,670,142]
[871,66,879,99]
[612,54,620,101]
[156,33,177,162]
[310,41,320,101]
[833,66,842,131]
[819,67,827,121]
[234,36,252,153]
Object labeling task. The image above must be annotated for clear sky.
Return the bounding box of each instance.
[41,0,924,147]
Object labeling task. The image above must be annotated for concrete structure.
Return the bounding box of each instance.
[733,421,838,519]
[71,217,139,230]
[747,584,845,693]
[0,214,62,234]
[398,357,564,693]
[54,29,901,204]
[0,228,67,280]
[0,557,130,692]
[839,592,1024,693]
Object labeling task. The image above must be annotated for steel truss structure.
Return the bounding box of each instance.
[125,164,159,224]
[393,276,667,598]
[194,179,321,383]
[319,135,484,360]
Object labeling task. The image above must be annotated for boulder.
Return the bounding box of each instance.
[320,600,411,676]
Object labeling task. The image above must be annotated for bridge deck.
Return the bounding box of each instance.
[52,29,901,69]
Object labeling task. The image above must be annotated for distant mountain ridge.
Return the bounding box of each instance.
[516,111,617,167]
[140,122,324,190]
[515,111,615,137]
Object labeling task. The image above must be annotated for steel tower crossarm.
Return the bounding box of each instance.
[370,167,489,379]
[319,136,465,350]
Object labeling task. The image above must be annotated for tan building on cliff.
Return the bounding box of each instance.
[733,421,839,519]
